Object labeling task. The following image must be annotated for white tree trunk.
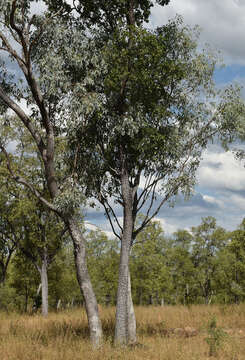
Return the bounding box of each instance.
[127,271,136,344]
[114,165,137,345]
[41,254,48,317]
[114,239,130,344]
[66,216,102,347]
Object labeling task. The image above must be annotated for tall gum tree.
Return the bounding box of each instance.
[65,18,244,344]
[42,0,172,345]
[0,0,102,346]
[46,0,244,345]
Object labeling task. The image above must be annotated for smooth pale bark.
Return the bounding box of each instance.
[115,239,130,344]
[114,241,137,345]
[40,255,49,317]
[36,251,49,317]
[115,164,137,345]
[66,216,102,347]
[127,271,136,344]
[56,299,61,311]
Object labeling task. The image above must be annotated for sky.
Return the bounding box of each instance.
[85,0,245,236]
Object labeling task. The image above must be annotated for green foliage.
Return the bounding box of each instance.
[65,15,243,244]
[205,317,228,357]
[2,215,245,310]
[45,0,170,29]
[224,221,245,303]
[131,220,171,305]
[191,217,228,304]
[48,245,82,308]
[9,252,39,313]
[86,230,119,305]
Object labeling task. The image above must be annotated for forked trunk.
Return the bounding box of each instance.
[66,216,103,347]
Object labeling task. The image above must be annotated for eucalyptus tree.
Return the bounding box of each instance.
[15,195,66,317]
[42,0,174,345]
[86,229,119,305]
[130,220,171,305]
[65,16,243,343]
[0,0,103,345]
[0,175,18,285]
[191,217,228,304]
[168,230,196,305]
[1,129,66,317]
[225,219,245,303]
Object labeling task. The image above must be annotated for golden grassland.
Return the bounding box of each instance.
[1,304,245,359]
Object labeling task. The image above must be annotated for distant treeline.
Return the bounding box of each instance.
[1,215,244,312]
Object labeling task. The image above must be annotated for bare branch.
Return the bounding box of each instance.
[99,196,122,240]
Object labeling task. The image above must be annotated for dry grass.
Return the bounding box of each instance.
[1,304,245,359]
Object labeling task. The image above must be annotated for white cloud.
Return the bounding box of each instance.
[154,217,179,234]
[229,194,245,211]
[84,221,115,238]
[197,150,245,191]
[151,0,245,65]
[203,195,224,208]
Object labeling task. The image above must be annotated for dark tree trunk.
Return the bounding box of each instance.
[66,216,102,347]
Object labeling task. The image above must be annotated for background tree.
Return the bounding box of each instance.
[48,243,82,310]
[0,117,68,316]
[224,219,245,303]
[10,251,40,313]
[131,220,171,305]
[0,182,17,286]
[167,230,196,305]
[191,217,228,304]
[15,197,66,316]
[86,229,119,305]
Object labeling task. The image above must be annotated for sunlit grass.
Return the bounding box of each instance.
[1,305,245,359]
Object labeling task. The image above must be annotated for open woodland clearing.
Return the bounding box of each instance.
[1,305,245,360]
[0,0,245,350]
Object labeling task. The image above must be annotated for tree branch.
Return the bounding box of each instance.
[0,144,60,215]
[0,86,45,153]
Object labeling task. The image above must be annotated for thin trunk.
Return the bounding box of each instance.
[41,253,48,317]
[56,299,61,311]
[36,283,42,296]
[24,285,28,313]
[66,216,102,348]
